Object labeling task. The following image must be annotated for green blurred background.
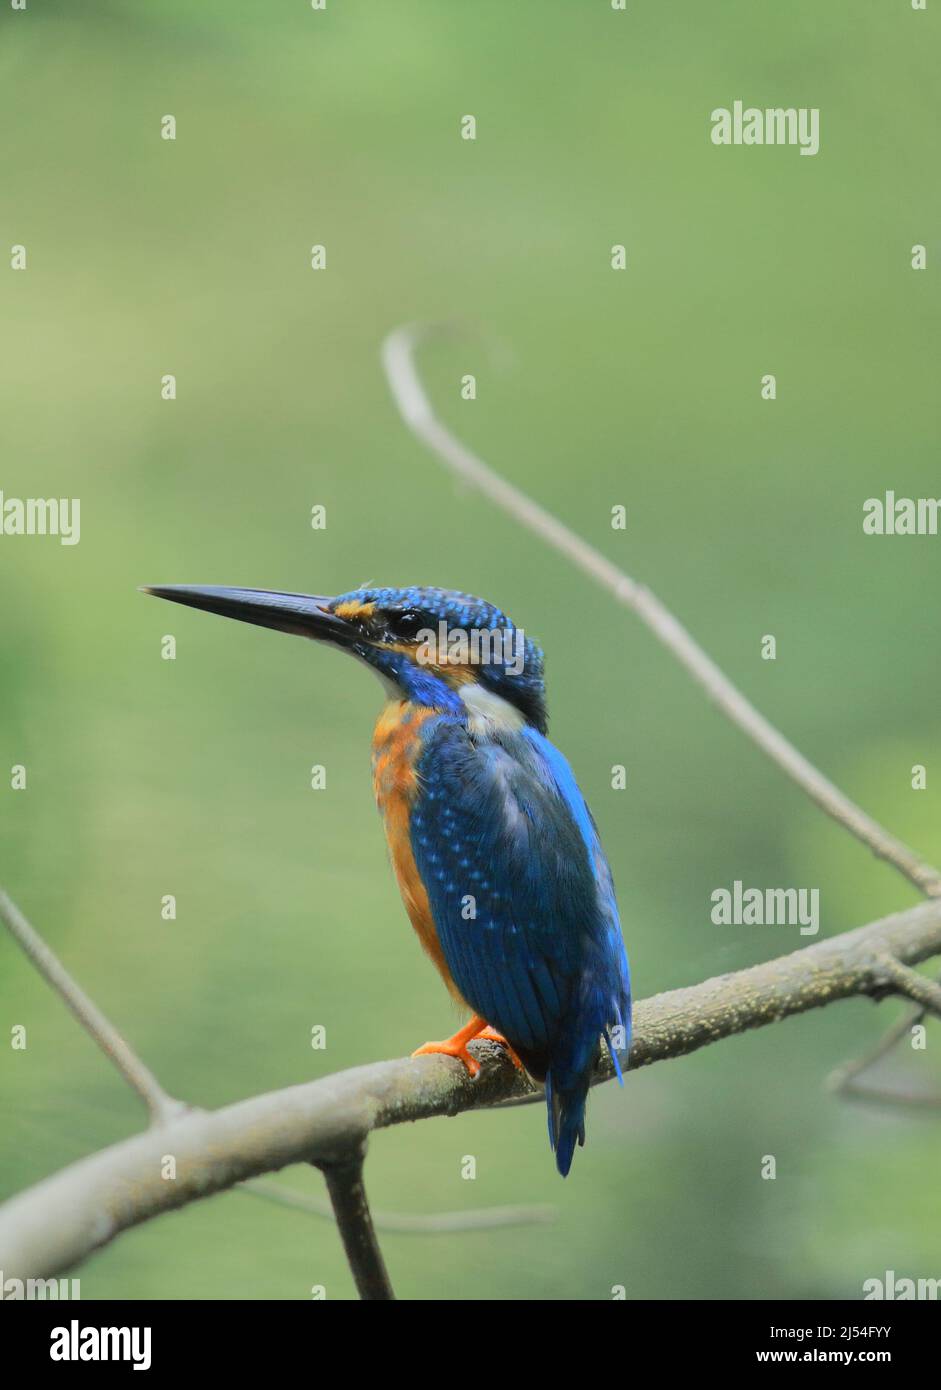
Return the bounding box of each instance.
[1,1,939,1300]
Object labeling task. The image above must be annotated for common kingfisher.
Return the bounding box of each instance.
[143,583,632,1175]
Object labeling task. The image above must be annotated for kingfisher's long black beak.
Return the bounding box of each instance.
[140,585,354,644]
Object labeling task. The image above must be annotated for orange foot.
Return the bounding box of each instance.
[411,1016,525,1077]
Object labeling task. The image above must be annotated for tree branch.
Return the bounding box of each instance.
[317,1151,395,1301]
[0,889,185,1127]
[2,895,940,1284]
[380,323,941,900]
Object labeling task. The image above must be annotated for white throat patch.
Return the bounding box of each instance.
[459,681,526,736]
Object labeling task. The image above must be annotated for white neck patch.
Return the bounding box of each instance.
[459,681,526,736]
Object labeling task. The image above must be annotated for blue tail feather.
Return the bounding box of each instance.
[546,1070,589,1177]
[546,993,631,1176]
[545,1022,599,1177]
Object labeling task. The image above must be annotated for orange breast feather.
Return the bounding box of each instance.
[372,702,466,1003]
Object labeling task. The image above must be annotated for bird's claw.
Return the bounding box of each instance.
[411,1038,481,1077]
[474,1026,526,1072]
[411,1015,526,1078]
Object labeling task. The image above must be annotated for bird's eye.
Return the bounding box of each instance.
[388,609,428,639]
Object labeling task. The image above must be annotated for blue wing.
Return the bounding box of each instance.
[410,718,631,1087]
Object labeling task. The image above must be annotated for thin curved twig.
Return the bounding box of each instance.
[380,323,941,900]
[240,1177,556,1233]
[0,889,185,1127]
[829,966,941,1109]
